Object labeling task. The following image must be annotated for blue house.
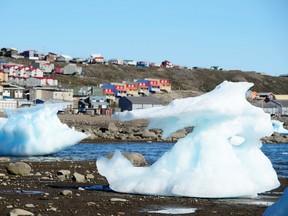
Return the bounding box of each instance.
[136,61,149,68]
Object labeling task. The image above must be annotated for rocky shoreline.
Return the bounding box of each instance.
[0,159,287,216]
[58,114,288,144]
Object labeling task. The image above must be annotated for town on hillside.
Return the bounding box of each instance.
[0,47,288,116]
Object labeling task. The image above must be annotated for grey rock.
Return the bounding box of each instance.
[86,174,94,179]
[57,170,71,180]
[87,201,96,206]
[141,129,157,139]
[107,152,147,167]
[169,129,187,139]
[72,172,85,183]
[0,157,11,162]
[9,208,34,216]
[60,190,73,196]
[6,162,32,176]
[25,204,35,208]
[110,198,128,202]
[108,122,119,132]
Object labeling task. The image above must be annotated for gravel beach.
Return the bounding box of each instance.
[1,159,287,216]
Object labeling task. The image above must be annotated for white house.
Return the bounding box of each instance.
[26,77,58,87]
[56,55,73,63]
[32,61,55,73]
[89,54,105,64]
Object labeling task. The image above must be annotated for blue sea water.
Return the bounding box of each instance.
[13,142,288,178]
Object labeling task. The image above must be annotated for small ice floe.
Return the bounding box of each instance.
[148,207,197,214]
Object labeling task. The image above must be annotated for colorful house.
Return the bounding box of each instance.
[111,82,127,97]
[124,81,138,96]
[136,79,149,96]
[145,78,161,93]
[159,79,171,92]
[102,84,116,101]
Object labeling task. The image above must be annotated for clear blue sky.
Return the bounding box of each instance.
[1,0,287,76]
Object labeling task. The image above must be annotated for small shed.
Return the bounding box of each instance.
[119,96,162,112]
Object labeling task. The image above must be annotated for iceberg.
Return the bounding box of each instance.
[0,105,88,156]
[97,81,280,198]
[272,120,288,135]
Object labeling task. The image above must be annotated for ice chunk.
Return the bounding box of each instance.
[0,105,87,156]
[272,120,288,134]
[97,81,280,198]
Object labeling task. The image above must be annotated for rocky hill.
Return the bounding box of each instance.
[6,57,288,96]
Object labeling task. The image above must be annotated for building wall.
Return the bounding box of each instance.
[63,64,82,75]
[0,99,17,111]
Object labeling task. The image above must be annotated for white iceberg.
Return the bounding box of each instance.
[97,81,280,198]
[0,105,88,156]
[272,120,288,134]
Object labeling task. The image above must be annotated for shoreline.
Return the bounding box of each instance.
[0,160,286,215]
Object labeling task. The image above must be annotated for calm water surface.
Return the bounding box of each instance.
[15,143,288,178]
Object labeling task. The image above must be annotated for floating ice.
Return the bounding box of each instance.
[272,120,288,135]
[97,81,280,198]
[0,105,87,156]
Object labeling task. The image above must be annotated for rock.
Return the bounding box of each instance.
[25,204,35,208]
[0,173,6,178]
[0,157,11,162]
[169,129,187,139]
[87,201,96,206]
[107,152,147,167]
[57,170,71,177]
[9,208,34,216]
[57,170,71,180]
[6,162,32,176]
[86,174,94,179]
[141,129,157,139]
[34,172,41,176]
[108,122,119,132]
[110,198,128,202]
[60,190,72,196]
[72,172,85,183]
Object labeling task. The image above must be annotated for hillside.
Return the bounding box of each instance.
[6,57,288,95]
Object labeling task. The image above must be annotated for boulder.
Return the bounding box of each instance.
[0,157,11,162]
[60,190,73,196]
[108,122,119,133]
[6,162,32,176]
[9,208,34,216]
[107,152,147,167]
[169,129,187,139]
[57,170,71,180]
[141,129,157,139]
[72,172,85,183]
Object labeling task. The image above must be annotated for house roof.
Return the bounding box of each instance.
[124,96,162,105]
